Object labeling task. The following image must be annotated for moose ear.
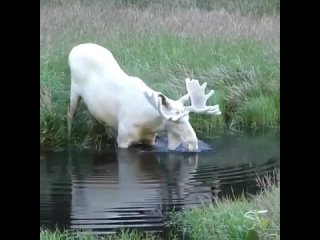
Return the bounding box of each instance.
[143,91,158,110]
[143,91,170,111]
[158,93,170,109]
[143,91,188,122]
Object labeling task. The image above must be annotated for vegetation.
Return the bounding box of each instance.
[40,170,280,240]
[169,171,280,239]
[40,0,280,149]
[39,228,174,240]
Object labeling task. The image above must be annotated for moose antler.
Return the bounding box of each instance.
[183,78,221,115]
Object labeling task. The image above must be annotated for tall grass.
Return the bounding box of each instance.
[40,0,280,149]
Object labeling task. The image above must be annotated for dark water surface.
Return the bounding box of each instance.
[40,131,280,235]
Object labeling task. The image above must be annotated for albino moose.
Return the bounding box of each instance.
[67,43,221,151]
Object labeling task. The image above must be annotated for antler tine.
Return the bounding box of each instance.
[184,78,221,116]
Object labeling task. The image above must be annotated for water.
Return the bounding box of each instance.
[40,131,280,235]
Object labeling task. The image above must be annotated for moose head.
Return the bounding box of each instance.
[144,78,221,151]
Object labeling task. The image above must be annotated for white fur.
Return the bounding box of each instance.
[67,43,221,151]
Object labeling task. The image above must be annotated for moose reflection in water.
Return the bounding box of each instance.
[40,132,280,233]
[70,149,205,231]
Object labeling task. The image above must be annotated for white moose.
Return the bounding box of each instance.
[67,43,221,151]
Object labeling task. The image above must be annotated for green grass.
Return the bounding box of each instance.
[169,171,280,240]
[40,171,280,240]
[39,228,174,240]
[40,0,280,149]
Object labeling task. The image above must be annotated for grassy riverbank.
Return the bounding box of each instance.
[169,171,280,239]
[40,0,280,149]
[39,228,172,240]
[40,171,280,240]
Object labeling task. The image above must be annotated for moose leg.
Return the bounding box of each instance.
[167,132,182,150]
[141,133,157,147]
[68,88,80,139]
[116,124,140,148]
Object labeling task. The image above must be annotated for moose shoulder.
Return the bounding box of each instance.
[67,43,221,151]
